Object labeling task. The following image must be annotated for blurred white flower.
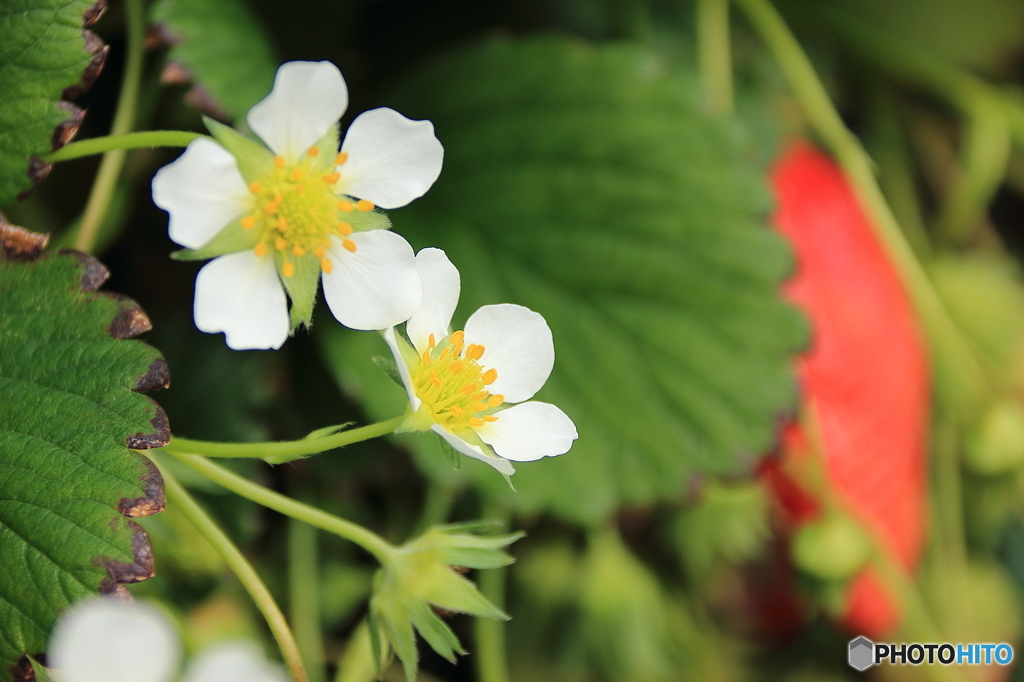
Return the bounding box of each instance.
[153,60,443,350]
[49,598,283,682]
[385,248,578,475]
[49,599,179,682]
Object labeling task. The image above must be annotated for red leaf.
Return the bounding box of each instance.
[765,141,930,636]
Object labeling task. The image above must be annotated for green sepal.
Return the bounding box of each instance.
[308,124,340,174]
[204,116,274,183]
[436,433,462,470]
[406,598,464,662]
[276,253,321,331]
[170,218,260,261]
[371,584,419,682]
[437,546,513,570]
[345,209,392,233]
[372,355,405,388]
[366,607,387,677]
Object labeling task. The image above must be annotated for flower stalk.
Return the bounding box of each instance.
[44,131,204,163]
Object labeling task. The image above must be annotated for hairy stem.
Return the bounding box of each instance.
[697,0,733,114]
[44,131,202,163]
[159,466,308,682]
[165,416,405,462]
[166,450,397,563]
[73,0,146,253]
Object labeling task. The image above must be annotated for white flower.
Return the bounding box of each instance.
[49,598,180,682]
[384,249,578,475]
[153,61,443,350]
[48,598,284,682]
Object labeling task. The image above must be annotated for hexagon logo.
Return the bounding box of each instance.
[849,636,875,671]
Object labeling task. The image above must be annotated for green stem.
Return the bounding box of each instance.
[44,131,202,163]
[158,465,308,682]
[289,519,326,682]
[165,416,404,462]
[165,450,397,563]
[475,508,511,682]
[697,0,734,114]
[73,0,146,253]
[734,0,991,419]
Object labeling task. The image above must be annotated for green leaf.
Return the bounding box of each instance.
[150,0,277,121]
[0,0,104,206]
[320,36,806,524]
[0,251,169,680]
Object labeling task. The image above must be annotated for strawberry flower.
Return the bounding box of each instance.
[384,249,578,475]
[153,61,443,350]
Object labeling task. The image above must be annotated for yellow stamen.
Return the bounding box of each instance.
[450,331,465,345]
[356,199,374,212]
[241,216,256,230]
[313,247,326,258]
[277,217,289,231]
[488,394,505,407]
[472,402,488,412]
[336,151,349,165]
[292,246,305,256]
[275,237,288,251]
[461,384,476,395]
[249,182,263,194]
[450,361,464,374]
[323,172,340,184]
[450,405,464,417]
[321,258,333,274]
[292,168,303,181]
[337,222,353,235]
[422,349,432,366]
[342,238,357,252]
[467,344,485,360]
[307,146,320,157]
[338,200,354,212]
[469,417,485,427]
[274,156,285,169]
[254,243,267,257]
[264,202,278,214]
[282,261,295,278]
[428,333,436,349]
[483,415,498,423]
[473,391,488,401]
[482,369,498,385]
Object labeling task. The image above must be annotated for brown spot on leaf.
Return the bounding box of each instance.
[9,654,44,682]
[118,457,165,518]
[126,402,170,449]
[52,103,85,151]
[184,83,230,121]
[160,60,193,85]
[0,220,49,261]
[145,21,181,50]
[83,0,108,27]
[134,357,171,392]
[56,249,110,291]
[97,580,133,601]
[18,157,52,201]
[103,293,153,338]
[62,31,109,100]
[95,522,155,584]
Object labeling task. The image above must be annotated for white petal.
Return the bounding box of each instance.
[338,108,444,209]
[152,138,251,249]
[194,252,289,350]
[464,304,554,403]
[322,230,421,330]
[383,327,420,410]
[406,248,460,353]
[49,598,180,682]
[476,401,578,462]
[185,642,286,682]
[431,425,515,475]
[247,61,348,160]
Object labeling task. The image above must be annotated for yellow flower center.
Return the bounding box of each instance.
[410,330,505,431]
[243,148,375,276]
